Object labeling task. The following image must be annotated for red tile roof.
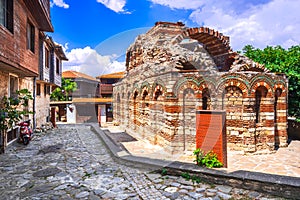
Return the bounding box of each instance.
[62,71,98,82]
[96,71,125,79]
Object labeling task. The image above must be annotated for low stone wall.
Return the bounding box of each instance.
[288,118,300,140]
[165,167,300,200]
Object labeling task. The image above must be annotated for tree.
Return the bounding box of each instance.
[51,78,77,101]
[242,45,300,120]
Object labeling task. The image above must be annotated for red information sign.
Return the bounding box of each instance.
[196,110,227,167]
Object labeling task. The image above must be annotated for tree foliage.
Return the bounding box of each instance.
[242,45,300,119]
[0,89,34,153]
[50,78,77,101]
[0,89,33,131]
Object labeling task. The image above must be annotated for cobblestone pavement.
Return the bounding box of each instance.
[0,124,284,199]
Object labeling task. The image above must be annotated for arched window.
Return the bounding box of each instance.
[255,86,268,123]
[142,90,149,115]
[274,88,283,149]
[154,89,162,101]
[133,91,138,125]
[202,88,210,110]
[182,88,196,151]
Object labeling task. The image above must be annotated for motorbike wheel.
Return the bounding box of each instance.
[23,137,29,145]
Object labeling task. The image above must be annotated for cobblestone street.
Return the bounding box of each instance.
[0,125,285,199]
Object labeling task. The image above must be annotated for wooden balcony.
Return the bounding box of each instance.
[100,84,113,95]
[24,0,53,32]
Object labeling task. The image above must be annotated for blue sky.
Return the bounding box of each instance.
[49,0,300,76]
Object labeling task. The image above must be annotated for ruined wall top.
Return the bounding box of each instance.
[125,22,269,74]
[146,21,186,37]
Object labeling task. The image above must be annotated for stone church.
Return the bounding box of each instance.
[113,22,288,154]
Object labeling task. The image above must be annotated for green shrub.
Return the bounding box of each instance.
[193,148,223,168]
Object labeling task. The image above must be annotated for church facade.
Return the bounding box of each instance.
[113,22,288,153]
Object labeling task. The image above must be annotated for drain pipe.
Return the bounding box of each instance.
[33,77,36,130]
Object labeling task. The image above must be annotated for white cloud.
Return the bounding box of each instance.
[189,0,300,50]
[51,0,69,9]
[96,0,130,13]
[149,0,205,10]
[63,46,125,77]
[149,0,300,50]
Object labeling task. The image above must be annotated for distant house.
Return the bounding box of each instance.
[0,0,53,151]
[96,71,124,123]
[62,71,100,99]
[36,34,68,128]
[51,70,124,125]
[61,70,100,123]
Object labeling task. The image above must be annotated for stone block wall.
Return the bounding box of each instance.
[35,82,51,128]
[0,71,9,97]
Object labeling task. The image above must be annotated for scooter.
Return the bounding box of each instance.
[18,119,32,145]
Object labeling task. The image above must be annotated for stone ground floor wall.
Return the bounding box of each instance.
[114,72,288,154]
[0,71,9,97]
[0,72,34,152]
[35,82,51,128]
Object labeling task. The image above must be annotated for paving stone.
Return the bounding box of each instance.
[75,191,89,198]
[32,167,62,177]
[212,196,221,200]
[182,196,194,200]
[163,191,172,197]
[54,184,68,190]
[207,189,218,193]
[231,188,245,195]
[217,192,231,200]
[215,185,232,193]
[188,192,204,199]
[88,194,101,200]
[169,192,180,200]
[248,191,261,198]
[178,189,189,194]
[170,182,181,187]
[180,185,194,190]
[195,188,206,193]
[39,144,63,154]
[206,192,217,197]
[165,187,178,193]
[146,173,162,181]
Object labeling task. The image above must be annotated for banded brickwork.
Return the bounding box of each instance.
[114,22,288,154]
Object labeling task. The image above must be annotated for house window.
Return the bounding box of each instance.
[36,83,41,96]
[56,57,60,74]
[44,85,47,96]
[27,22,35,52]
[9,75,18,98]
[0,0,13,33]
[47,85,51,95]
[45,47,50,68]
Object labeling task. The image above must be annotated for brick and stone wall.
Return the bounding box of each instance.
[114,22,288,154]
